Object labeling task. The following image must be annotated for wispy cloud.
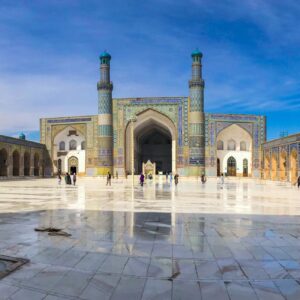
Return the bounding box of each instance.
[0,0,300,140]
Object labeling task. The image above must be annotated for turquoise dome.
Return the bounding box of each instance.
[19,133,26,140]
[191,49,203,57]
[99,51,111,59]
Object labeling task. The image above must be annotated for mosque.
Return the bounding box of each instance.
[0,50,299,182]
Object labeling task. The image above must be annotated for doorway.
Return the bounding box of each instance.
[227,156,236,176]
[68,156,78,174]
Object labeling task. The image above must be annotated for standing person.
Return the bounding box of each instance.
[170,172,173,183]
[140,173,145,186]
[73,173,77,186]
[298,175,300,188]
[174,173,179,186]
[64,172,69,184]
[58,172,61,185]
[201,174,207,184]
[106,172,111,186]
[66,172,71,185]
[220,173,224,188]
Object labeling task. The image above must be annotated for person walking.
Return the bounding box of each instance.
[298,175,300,188]
[166,172,169,181]
[170,172,173,183]
[73,173,77,186]
[140,173,145,186]
[106,172,112,186]
[201,174,207,184]
[116,171,118,179]
[174,173,179,186]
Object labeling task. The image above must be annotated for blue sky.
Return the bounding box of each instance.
[1,0,300,141]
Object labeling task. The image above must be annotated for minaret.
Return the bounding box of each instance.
[97,51,113,174]
[188,49,205,175]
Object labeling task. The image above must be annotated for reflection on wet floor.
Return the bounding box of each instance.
[0,178,300,299]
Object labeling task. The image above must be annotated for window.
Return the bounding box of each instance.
[69,140,77,150]
[217,140,224,150]
[59,141,65,151]
[240,141,247,151]
[81,141,86,150]
[227,139,236,151]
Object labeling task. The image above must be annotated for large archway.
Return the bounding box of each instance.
[290,149,298,184]
[13,150,20,176]
[125,109,176,175]
[279,151,287,181]
[24,151,30,176]
[271,153,277,180]
[264,154,270,179]
[137,127,171,174]
[0,148,8,176]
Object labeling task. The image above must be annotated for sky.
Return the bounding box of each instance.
[1,0,300,141]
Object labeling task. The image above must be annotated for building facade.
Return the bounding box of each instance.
[40,50,267,178]
[0,134,47,178]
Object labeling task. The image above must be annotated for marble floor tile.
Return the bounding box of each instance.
[195,260,222,280]
[141,278,172,300]
[98,254,128,274]
[9,288,47,300]
[123,257,150,276]
[80,273,120,300]
[50,269,92,297]
[226,281,258,300]
[251,280,285,300]
[111,277,145,300]
[74,252,107,272]
[172,280,201,300]
[200,281,230,300]
[274,279,300,300]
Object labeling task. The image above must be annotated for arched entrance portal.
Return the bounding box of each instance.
[13,150,20,176]
[68,156,78,174]
[24,152,30,176]
[227,156,236,176]
[137,128,171,174]
[125,109,176,175]
[0,148,8,176]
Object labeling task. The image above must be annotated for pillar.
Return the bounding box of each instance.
[188,49,205,176]
[97,51,113,175]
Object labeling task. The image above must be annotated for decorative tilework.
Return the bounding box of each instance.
[189,88,202,112]
[98,125,113,136]
[98,91,112,114]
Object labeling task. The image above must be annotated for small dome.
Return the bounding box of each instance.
[19,133,26,140]
[99,51,111,59]
[191,49,203,57]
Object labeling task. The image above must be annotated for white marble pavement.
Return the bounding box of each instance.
[0,177,299,299]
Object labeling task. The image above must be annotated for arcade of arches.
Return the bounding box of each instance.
[0,136,45,178]
[262,136,300,184]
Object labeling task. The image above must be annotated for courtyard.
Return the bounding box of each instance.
[0,178,299,299]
